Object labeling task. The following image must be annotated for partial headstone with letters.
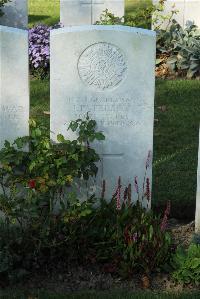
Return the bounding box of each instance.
[50,25,156,205]
[0,26,29,149]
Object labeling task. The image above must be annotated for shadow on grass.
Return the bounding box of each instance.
[29,14,50,24]
[153,79,200,219]
[125,0,152,15]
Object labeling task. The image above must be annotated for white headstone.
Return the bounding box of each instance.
[0,26,29,149]
[196,128,200,233]
[184,0,200,27]
[153,0,200,29]
[0,0,28,29]
[50,25,156,204]
[60,0,124,26]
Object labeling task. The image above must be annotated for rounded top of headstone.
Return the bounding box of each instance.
[51,25,156,38]
[77,42,127,91]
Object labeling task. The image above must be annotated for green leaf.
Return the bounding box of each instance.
[95,132,105,141]
[14,138,24,149]
[4,140,10,148]
[34,128,42,137]
[190,258,200,269]
[57,134,65,143]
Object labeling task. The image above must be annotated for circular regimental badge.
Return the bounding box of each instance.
[78,42,127,91]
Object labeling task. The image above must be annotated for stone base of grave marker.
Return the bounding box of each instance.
[60,0,124,26]
[50,25,156,206]
[0,26,29,149]
[0,0,28,29]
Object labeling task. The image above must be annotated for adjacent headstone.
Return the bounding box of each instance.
[60,0,124,26]
[152,0,200,29]
[184,0,200,27]
[0,0,28,29]
[50,25,156,204]
[0,26,29,149]
[196,128,200,233]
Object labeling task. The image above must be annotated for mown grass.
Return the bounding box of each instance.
[28,0,60,27]
[1,290,200,299]
[30,78,50,127]
[153,80,200,219]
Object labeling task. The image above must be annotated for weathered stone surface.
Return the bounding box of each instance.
[0,26,29,149]
[50,25,156,204]
[0,0,28,29]
[196,128,200,233]
[60,0,124,26]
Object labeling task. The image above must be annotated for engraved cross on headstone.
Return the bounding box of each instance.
[98,149,125,197]
[80,0,105,23]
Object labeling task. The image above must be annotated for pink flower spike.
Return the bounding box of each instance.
[116,177,121,210]
[146,178,151,202]
[101,180,106,199]
[134,176,139,194]
[132,233,138,242]
[146,150,152,169]
[160,201,171,231]
[123,187,128,203]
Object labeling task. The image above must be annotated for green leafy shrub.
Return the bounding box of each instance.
[152,0,179,31]
[0,184,172,283]
[96,6,157,29]
[172,244,200,286]
[156,20,183,55]
[156,20,200,78]
[0,116,104,198]
[70,177,172,278]
[96,1,175,30]
[97,5,200,79]
[0,175,172,284]
[0,116,105,283]
[86,197,172,278]
[0,117,172,284]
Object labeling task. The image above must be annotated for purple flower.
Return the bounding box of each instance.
[29,23,62,77]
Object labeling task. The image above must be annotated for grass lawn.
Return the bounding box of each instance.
[153,80,199,219]
[29,0,60,27]
[1,290,200,299]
